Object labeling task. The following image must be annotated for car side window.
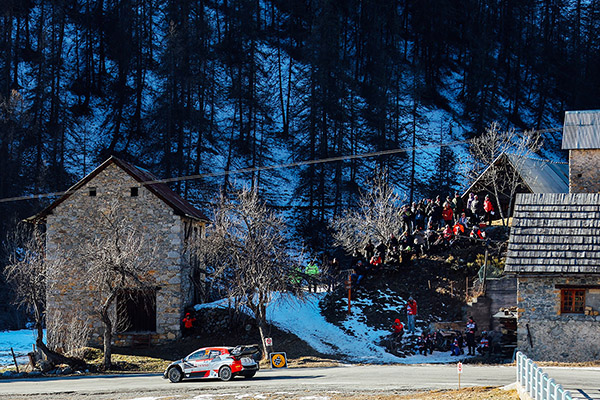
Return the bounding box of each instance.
[209,350,221,359]
[187,350,210,361]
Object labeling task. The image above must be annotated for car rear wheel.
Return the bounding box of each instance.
[218,366,233,381]
[167,367,183,383]
[242,371,256,379]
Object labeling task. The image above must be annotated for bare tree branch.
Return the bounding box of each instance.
[191,188,302,355]
[3,223,86,370]
[77,200,160,370]
[460,122,543,226]
[330,172,405,254]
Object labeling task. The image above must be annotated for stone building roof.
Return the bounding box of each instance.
[562,110,600,150]
[29,156,209,222]
[505,193,600,274]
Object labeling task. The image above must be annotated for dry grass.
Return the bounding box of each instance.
[328,387,519,400]
[85,353,171,372]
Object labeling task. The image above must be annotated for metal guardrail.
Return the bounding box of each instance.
[516,351,572,400]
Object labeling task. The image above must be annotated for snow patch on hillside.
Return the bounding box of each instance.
[196,292,473,365]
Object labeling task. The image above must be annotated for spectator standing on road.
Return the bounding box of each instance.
[406,296,417,334]
[465,316,478,355]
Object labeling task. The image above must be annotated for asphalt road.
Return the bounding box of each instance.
[1,364,599,400]
[1,364,516,399]
[544,367,600,400]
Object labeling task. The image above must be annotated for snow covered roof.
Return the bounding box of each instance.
[562,110,600,150]
[27,156,209,222]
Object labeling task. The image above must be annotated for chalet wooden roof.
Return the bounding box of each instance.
[505,193,600,274]
[28,156,209,223]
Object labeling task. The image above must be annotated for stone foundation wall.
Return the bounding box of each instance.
[516,274,600,361]
[569,149,600,193]
[45,163,200,347]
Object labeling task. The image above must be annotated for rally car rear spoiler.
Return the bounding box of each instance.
[230,344,261,357]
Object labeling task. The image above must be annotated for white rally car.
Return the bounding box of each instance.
[163,344,261,382]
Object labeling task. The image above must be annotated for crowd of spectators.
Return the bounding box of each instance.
[347,192,495,287]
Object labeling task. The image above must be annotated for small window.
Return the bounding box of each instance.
[130,187,139,197]
[89,187,97,197]
[561,289,586,314]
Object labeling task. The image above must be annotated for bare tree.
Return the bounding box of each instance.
[77,200,159,370]
[3,224,86,370]
[330,172,405,254]
[462,122,543,226]
[193,188,302,354]
[47,309,92,359]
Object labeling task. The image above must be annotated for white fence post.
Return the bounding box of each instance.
[516,352,520,384]
[527,359,533,394]
[517,352,571,400]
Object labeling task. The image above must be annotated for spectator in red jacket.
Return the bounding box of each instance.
[392,318,404,341]
[182,312,196,336]
[483,195,495,225]
[442,202,454,226]
[406,297,417,334]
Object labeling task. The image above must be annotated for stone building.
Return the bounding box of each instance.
[505,193,600,361]
[562,110,600,193]
[505,110,600,361]
[29,156,208,346]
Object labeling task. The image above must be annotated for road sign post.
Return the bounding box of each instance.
[457,362,463,389]
[345,272,353,315]
[265,337,273,357]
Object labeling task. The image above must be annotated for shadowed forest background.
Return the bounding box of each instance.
[1,0,599,257]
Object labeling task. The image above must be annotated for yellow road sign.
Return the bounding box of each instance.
[270,352,288,369]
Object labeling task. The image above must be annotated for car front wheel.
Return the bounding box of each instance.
[167,367,183,383]
[218,366,233,381]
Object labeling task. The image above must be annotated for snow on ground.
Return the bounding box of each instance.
[0,329,44,366]
[196,292,473,365]
[0,292,471,368]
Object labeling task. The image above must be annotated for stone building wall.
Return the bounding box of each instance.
[569,149,600,193]
[516,274,600,361]
[45,163,200,346]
